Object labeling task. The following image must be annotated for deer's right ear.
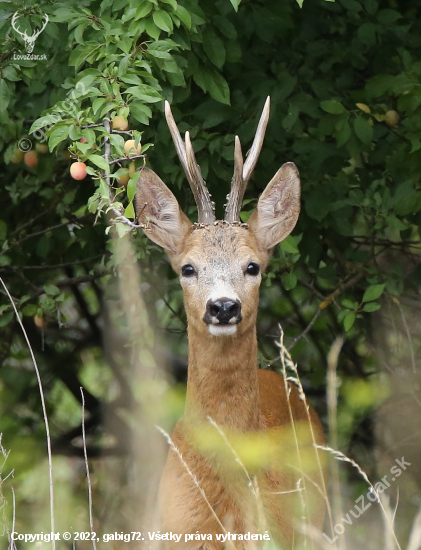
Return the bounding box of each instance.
[135,167,191,253]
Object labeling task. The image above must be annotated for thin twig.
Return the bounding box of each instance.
[10,214,92,247]
[80,388,97,550]
[14,255,103,270]
[287,308,322,352]
[109,154,145,165]
[81,123,104,128]
[0,278,55,549]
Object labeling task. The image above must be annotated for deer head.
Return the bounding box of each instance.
[135,98,300,338]
[11,12,49,54]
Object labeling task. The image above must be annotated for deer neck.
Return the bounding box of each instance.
[184,325,261,432]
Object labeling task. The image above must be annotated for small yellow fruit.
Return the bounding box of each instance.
[10,148,24,163]
[124,139,142,156]
[112,116,129,130]
[385,110,399,128]
[117,171,130,186]
[35,143,49,154]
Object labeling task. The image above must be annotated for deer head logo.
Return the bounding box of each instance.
[11,12,49,54]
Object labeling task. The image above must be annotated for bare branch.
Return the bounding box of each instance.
[109,154,145,165]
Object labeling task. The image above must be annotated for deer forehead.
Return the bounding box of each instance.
[180,225,261,268]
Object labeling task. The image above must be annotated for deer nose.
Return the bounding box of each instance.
[205,298,242,325]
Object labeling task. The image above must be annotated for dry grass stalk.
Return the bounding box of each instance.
[315,444,402,550]
[0,277,55,549]
[277,325,335,545]
[277,327,313,549]
[380,493,397,550]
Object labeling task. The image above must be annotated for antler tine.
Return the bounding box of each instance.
[243,96,270,183]
[164,101,215,224]
[224,136,245,223]
[224,96,270,222]
[164,100,189,175]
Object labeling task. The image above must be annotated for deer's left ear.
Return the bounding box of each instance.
[248,162,300,251]
[135,167,191,253]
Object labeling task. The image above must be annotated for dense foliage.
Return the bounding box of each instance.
[1,0,421,541]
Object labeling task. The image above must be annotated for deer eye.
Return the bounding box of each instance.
[246,263,260,276]
[181,264,196,277]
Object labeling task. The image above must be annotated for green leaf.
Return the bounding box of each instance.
[0,79,11,113]
[153,10,173,33]
[336,121,351,147]
[363,302,381,312]
[386,215,407,231]
[49,125,69,152]
[229,0,242,11]
[0,312,13,328]
[161,0,178,10]
[354,117,373,145]
[69,41,101,71]
[117,37,133,55]
[88,155,110,171]
[44,284,60,296]
[176,5,191,29]
[197,67,230,105]
[130,103,152,124]
[125,85,162,103]
[22,304,38,317]
[377,9,401,25]
[2,66,19,82]
[92,97,107,115]
[127,171,141,202]
[342,299,357,310]
[0,255,11,266]
[320,100,345,115]
[145,18,161,40]
[124,201,135,219]
[281,272,297,290]
[202,28,226,69]
[344,312,356,332]
[280,236,299,254]
[362,284,385,302]
[30,115,60,134]
[296,0,304,6]
[99,179,110,199]
[135,1,153,19]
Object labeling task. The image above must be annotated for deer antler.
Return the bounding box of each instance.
[164,101,215,225]
[224,96,270,223]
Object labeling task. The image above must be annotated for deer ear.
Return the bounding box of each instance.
[135,167,191,253]
[248,162,300,250]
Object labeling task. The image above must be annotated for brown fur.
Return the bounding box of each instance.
[135,164,326,548]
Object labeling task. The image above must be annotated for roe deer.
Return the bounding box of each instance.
[135,98,326,548]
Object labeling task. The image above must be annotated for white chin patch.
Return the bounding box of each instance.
[208,325,237,337]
